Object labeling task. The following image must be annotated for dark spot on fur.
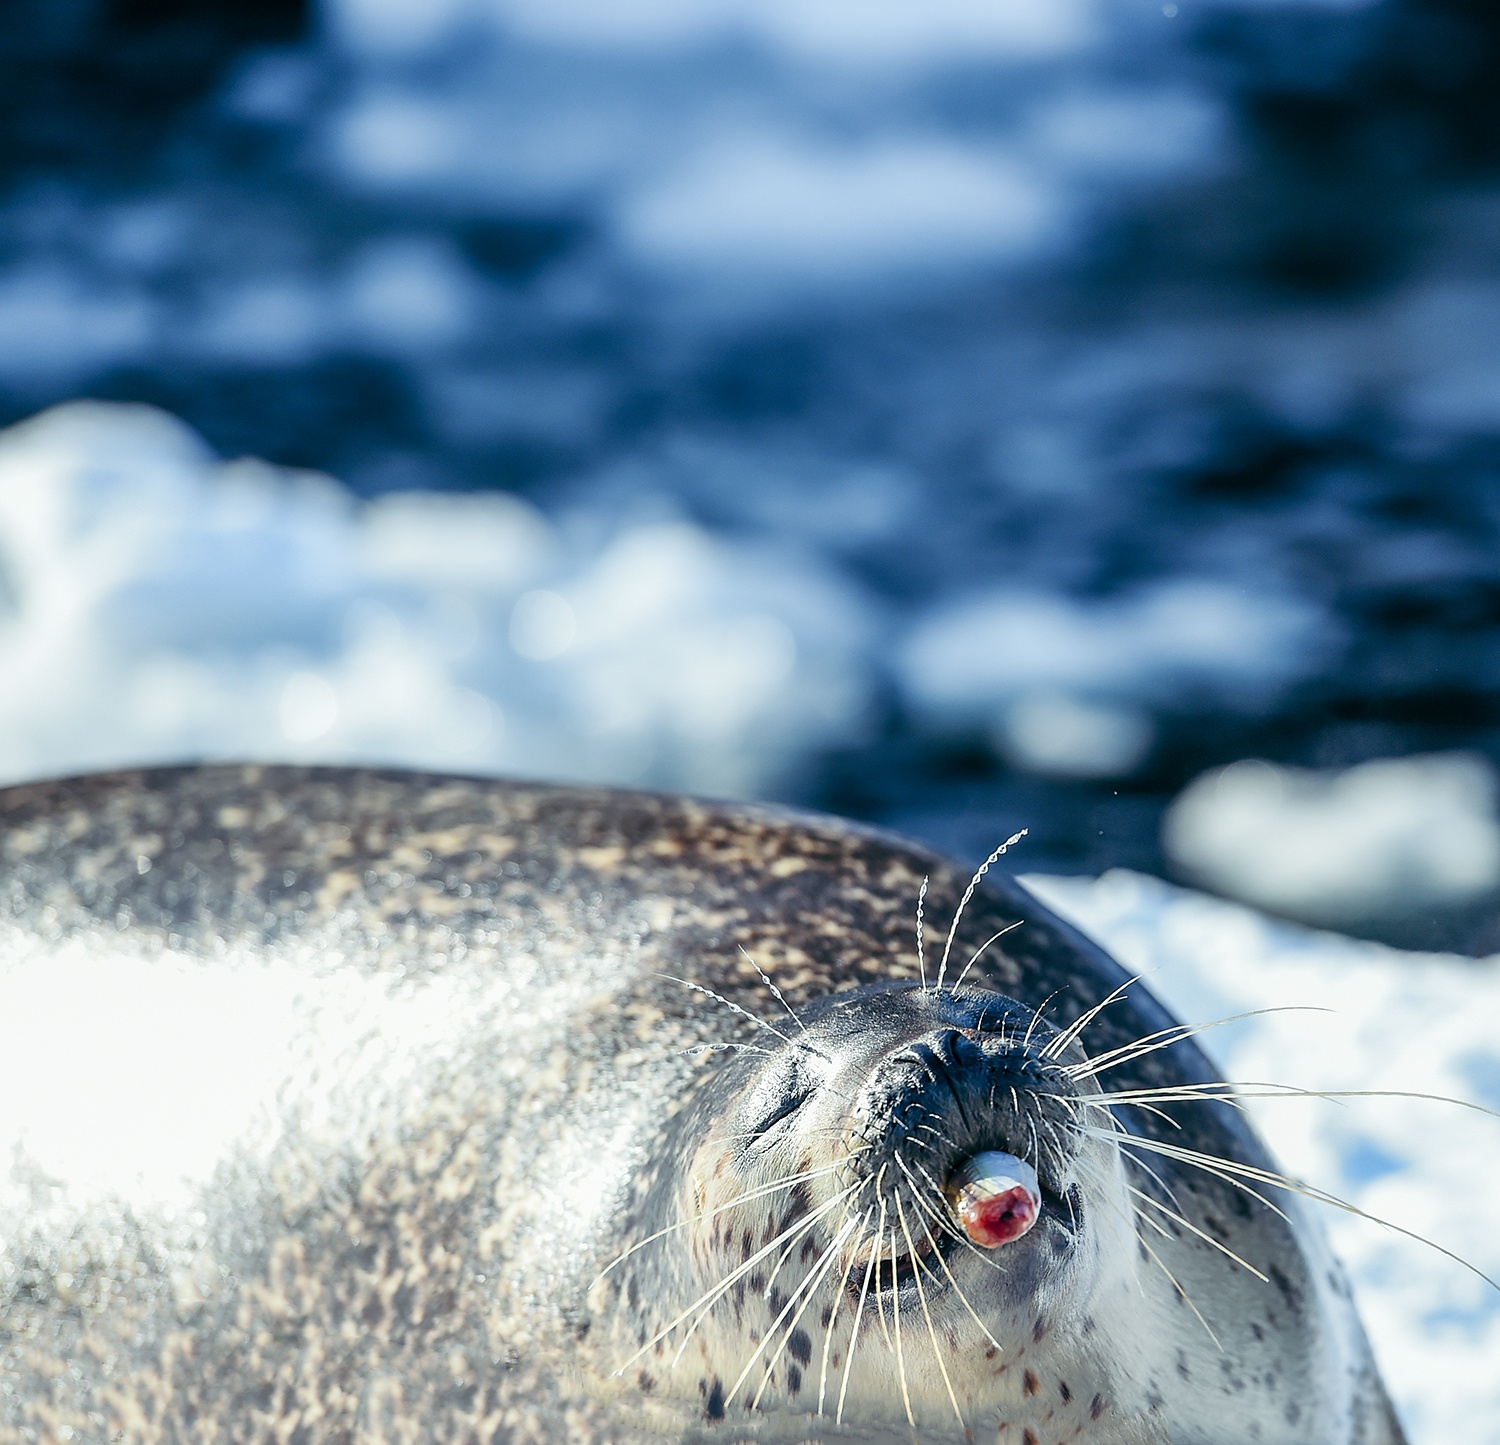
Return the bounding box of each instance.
[984,1345,998,1361]
[1090,1394,1105,1420]
[1059,1381,1071,1402]
[1032,1316,1048,1343]
[1023,1430,1038,1445]
[742,1229,753,1260]
[1269,1264,1303,1312]
[638,1372,655,1393]
[799,1237,817,1263]
[786,1364,803,1395]
[1251,1322,1265,1342]
[627,1276,639,1311]
[1081,1314,1095,1335]
[820,1304,833,1328]
[788,1329,812,1366]
[1023,1370,1038,1396]
[705,1379,725,1421]
[1285,1402,1302,1425]
[1177,1350,1190,1380]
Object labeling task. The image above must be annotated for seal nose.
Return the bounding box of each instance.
[904,1027,987,1076]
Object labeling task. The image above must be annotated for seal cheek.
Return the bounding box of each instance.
[946,1150,1042,1248]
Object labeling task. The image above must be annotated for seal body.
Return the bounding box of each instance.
[0,766,1404,1444]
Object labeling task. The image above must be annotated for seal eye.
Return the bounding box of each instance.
[741,1056,818,1148]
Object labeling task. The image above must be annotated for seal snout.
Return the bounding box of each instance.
[854,1020,1074,1201]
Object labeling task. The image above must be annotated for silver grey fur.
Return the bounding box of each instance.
[0,765,1406,1444]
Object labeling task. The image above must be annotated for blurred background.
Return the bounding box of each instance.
[6,0,1500,955]
[4,0,1500,949]
[2,0,1500,1433]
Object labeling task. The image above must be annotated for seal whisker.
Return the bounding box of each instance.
[915,875,930,992]
[654,972,800,1047]
[910,1189,1003,1349]
[896,1191,966,1431]
[817,1207,870,1417]
[935,830,1028,993]
[1065,1007,1331,1080]
[1095,1131,1500,1291]
[888,1214,916,1431]
[1070,1155,1149,1300]
[950,919,1024,993]
[1075,1125,1296,1228]
[1021,989,1065,1053]
[1077,1118,1191,1219]
[663,1186,861,1373]
[737,944,816,1043]
[615,1183,859,1375]
[1040,973,1150,1060]
[898,1156,1008,1274]
[837,1200,884,1426]
[1126,1184,1270,1282]
[744,1216,860,1412]
[1135,1227,1224,1350]
[1096,1081,1500,1122]
[681,1042,777,1057]
[592,1160,847,1285]
[869,1194,895,1350]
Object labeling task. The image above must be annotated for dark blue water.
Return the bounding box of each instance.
[3,0,1500,941]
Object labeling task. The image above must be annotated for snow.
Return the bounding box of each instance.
[0,401,873,798]
[1025,869,1500,1442]
[1164,754,1500,927]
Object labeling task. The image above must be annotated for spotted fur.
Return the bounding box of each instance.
[0,766,1405,1444]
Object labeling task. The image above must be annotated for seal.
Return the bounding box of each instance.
[0,765,1406,1444]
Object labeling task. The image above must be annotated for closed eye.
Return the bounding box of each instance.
[751,1089,814,1141]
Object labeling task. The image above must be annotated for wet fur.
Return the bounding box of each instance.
[0,766,1405,1443]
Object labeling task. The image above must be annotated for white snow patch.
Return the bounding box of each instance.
[0,401,872,798]
[899,580,1332,724]
[620,135,1058,281]
[1163,753,1500,926]
[1023,869,1500,1444]
[995,691,1154,777]
[447,0,1097,64]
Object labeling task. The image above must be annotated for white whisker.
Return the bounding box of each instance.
[936,829,1027,993]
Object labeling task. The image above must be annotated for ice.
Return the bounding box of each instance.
[1164,754,1500,927]
[898,580,1333,731]
[0,401,872,797]
[0,266,155,389]
[995,691,1154,778]
[416,0,1099,62]
[620,135,1059,281]
[1025,869,1500,1442]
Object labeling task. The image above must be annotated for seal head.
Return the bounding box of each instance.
[601,980,1145,1440]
